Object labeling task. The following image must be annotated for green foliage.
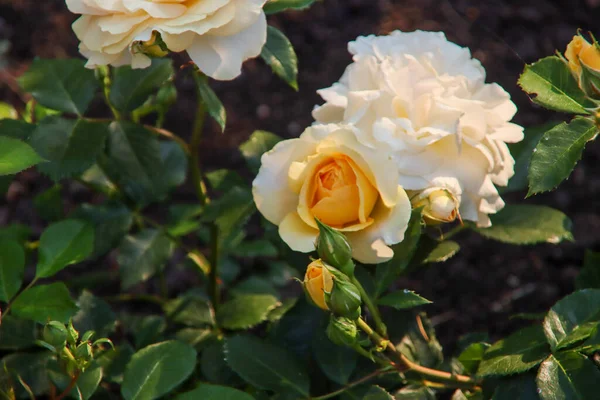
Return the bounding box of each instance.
[576,250,600,289]
[0,135,42,175]
[491,374,539,400]
[261,26,299,90]
[175,384,254,400]
[33,185,64,221]
[458,342,489,374]
[195,74,226,131]
[225,335,310,396]
[378,290,432,310]
[11,282,78,323]
[527,117,597,196]
[420,240,460,264]
[18,58,99,115]
[216,294,280,329]
[121,340,197,400]
[473,205,573,245]
[118,229,173,289]
[518,56,596,114]
[536,352,600,400]
[264,0,317,14]
[0,240,25,302]
[239,130,283,172]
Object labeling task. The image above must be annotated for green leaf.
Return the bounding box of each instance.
[121,340,197,400]
[36,219,94,279]
[264,0,317,14]
[491,373,540,400]
[202,187,256,248]
[18,58,99,115]
[261,26,298,90]
[394,312,443,368]
[72,202,133,258]
[542,289,600,350]
[0,316,36,350]
[175,384,254,400]
[576,250,600,289]
[110,59,174,113]
[98,121,166,204]
[163,294,214,327]
[477,325,550,376]
[0,119,36,140]
[231,239,278,258]
[118,229,173,289]
[458,342,490,374]
[129,315,167,349]
[11,282,78,323]
[158,141,187,191]
[200,341,241,385]
[421,240,460,264]
[72,290,116,338]
[29,117,109,181]
[527,117,597,196]
[394,385,436,400]
[195,74,226,131]
[33,185,64,221]
[536,352,600,400]
[217,294,280,330]
[0,240,25,302]
[97,344,135,384]
[0,135,43,175]
[572,324,600,355]
[0,352,53,397]
[0,102,18,119]
[474,205,573,245]
[312,328,357,384]
[374,208,422,297]
[49,362,103,400]
[364,386,394,400]
[378,290,432,310]
[239,130,282,172]
[0,224,32,245]
[518,56,595,114]
[225,335,310,396]
[205,169,245,192]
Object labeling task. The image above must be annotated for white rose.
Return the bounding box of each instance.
[313,30,524,227]
[252,124,411,264]
[66,0,268,80]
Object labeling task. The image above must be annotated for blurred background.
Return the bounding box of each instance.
[2,0,600,350]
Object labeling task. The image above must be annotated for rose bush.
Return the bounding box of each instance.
[313,30,524,227]
[66,0,267,79]
[252,124,411,263]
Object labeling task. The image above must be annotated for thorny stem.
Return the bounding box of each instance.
[310,368,395,400]
[351,276,387,337]
[356,318,479,389]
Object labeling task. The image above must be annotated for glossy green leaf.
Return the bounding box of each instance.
[264,0,316,14]
[239,130,282,172]
[0,119,36,140]
[518,56,595,114]
[110,59,174,113]
[364,385,394,400]
[18,58,99,115]
[312,328,357,384]
[0,224,32,245]
[217,294,280,330]
[478,325,549,376]
[491,373,540,400]
[49,362,103,400]
[11,282,78,323]
[458,342,490,374]
[175,384,254,400]
[536,352,600,400]
[378,290,432,310]
[0,352,53,397]
[0,240,25,302]
[374,208,422,297]
[205,169,245,192]
[527,117,597,196]
[0,316,36,350]
[261,26,298,90]
[72,202,133,258]
[202,187,256,248]
[394,385,436,399]
[474,205,573,245]
[0,135,42,175]
[72,290,116,338]
[121,340,197,400]
[36,219,94,279]
[200,341,241,385]
[543,289,600,350]
[98,121,166,204]
[421,240,460,264]
[159,141,187,191]
[195,74,226,131]
[98,344,135,384]
[118,229,173,289]
[33,185,64,221]
[225,335,310,396]
[29,117,109,181]
[163,295,214,327]
[576,250,600,289]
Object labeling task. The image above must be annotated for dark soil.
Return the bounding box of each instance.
[2,0,600,352]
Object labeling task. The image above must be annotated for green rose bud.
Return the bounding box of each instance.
[74,342,93,363]
[324,271,362,320]
[42,321,68,349]
[315,219,354,277]
[326,315,358,347]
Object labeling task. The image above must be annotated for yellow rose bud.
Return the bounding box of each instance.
[308,155,378,228]
[411,189,459,225]
[303,260,334,310]
[565,35,600,76]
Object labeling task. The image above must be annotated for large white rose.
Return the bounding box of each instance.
[313,30,524,227]
[66,0,267,80]
[252,124,411,264]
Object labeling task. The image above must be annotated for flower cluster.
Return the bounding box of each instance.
[253,30,524,263]
[66,0,267,80]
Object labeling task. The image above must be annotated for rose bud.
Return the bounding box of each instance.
[325,276,362,320]
[303,259,334,310]
[316,219,354,276]
[43,321,68,349]
[411,188,459,225]
[326,315,358,347]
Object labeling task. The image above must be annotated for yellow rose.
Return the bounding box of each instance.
[411,188,460,225]
[304,260,334,310]
[253,125,411,264]
[565,35,600,76]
